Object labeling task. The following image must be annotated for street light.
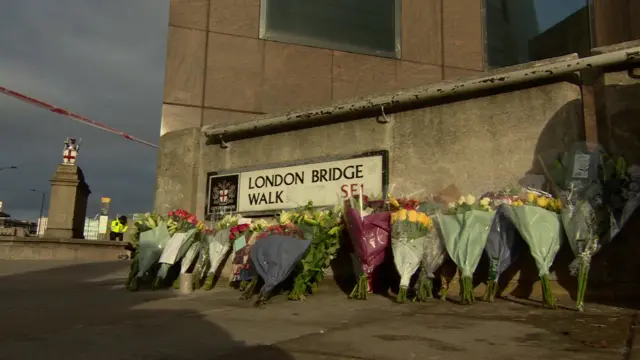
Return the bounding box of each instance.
[30,189,46,236]
[0,166,17,171]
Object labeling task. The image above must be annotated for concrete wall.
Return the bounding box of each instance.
[155,127,202,215]
[591,40,640,165]
[161,0,485,135]
[0,237,129,261]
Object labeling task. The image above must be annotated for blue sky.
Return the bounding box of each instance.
[0,0,169,220]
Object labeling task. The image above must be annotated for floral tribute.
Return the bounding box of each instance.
[388,194,434,302]
[437,194,495,304]
[504,188,563,309]
[344,193,391,300]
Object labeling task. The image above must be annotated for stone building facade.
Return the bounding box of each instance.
[161,0,640,136]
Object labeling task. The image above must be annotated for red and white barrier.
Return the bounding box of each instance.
[0,85,158,148]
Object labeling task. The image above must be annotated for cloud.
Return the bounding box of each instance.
[0,0,170,221]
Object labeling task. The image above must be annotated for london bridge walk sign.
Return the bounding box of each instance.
[206,151,388,216]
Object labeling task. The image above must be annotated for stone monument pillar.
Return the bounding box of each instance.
[44,138,91,239]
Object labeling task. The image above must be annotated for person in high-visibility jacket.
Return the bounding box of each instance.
[110,215,128,241]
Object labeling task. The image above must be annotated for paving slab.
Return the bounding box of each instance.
[0,260,636,360]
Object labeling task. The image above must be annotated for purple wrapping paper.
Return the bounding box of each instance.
[345,208,391,276]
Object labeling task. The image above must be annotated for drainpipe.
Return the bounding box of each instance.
[203,46,640,143]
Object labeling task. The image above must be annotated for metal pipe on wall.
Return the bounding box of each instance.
[203,46,640,142]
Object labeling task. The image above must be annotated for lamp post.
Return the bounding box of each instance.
[0,166,17,171]
[30,189,46,236]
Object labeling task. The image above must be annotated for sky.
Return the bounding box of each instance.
[0,0,169,221]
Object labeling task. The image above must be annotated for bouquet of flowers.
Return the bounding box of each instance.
[200,217,266,291]
[436,194,495,304]
[344,193,391,300]
[286,202,344,301]
[153,209,204,288]
[228,221,254,290]
[503,188,563,308]
[240,222,306,299]
[541,143,612,311]
[128,219,172,291]
[388,194,433,302]
[480,188,524,302]
[604,155,640,239]
[126,212,164,290]
[249,235,312,306]
[413,198,448,301]
[173,234,204,289]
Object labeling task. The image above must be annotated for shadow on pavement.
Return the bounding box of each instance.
[0,260,295,360]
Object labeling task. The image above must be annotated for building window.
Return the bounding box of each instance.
[484,0,593,69]
[259,0,401,58]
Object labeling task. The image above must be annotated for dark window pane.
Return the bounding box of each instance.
[262,0,398,57]
[485,0,592,68]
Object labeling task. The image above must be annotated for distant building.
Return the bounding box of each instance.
[0,218,37,236]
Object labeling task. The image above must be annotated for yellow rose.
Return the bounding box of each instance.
[408,210,418,223]
[397,209,407,221]
[555,199,563,210]
[536,197,549,208]
[514,200,523,206]
[448,202,456,209]
[465,195,476,205]
[526,192,536,203]
[418,213,429,225]
[480,197,491,207]
[390,212,398,224]
[458,196,465,205]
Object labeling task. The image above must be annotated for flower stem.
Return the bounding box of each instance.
[396,286,408,303]
[460,275,474,305]
[483,280,497,302]
[440,274,450,301]
[349,274,369,300]
[201,274,215,291]
[576,261,589,312]
[540,274,556,309]
[241,277,258,300]
[288,277,307,301]
[416,269,433,302]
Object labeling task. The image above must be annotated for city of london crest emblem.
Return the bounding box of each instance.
[212,180,236,206]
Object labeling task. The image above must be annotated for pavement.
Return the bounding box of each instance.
[0,260,638,360]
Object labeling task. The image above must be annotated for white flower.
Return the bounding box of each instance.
[279,211,293,224]
[448,202,456,209]
[465,195,476,205]
[250,219,269,232]
[457,196,465,205]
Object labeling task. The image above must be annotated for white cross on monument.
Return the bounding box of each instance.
[63,148,77,165]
